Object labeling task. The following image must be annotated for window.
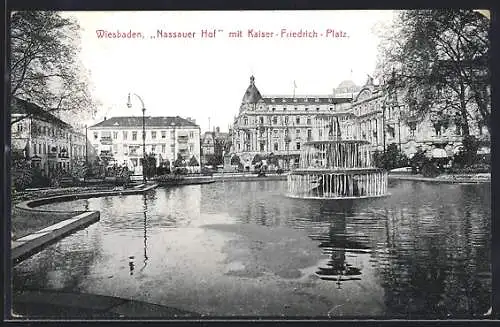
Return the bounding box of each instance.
[244,117,248,125]
[296,117,300,124]
[272,116,278,125]
[296,129,300,135]
[161,131,166,139]
[151,145,156,153]
[274,129,279,137]
[189,131,194,138]
[123,131,128,140]
[283,107,287,111]
[259,116,264,124]
[319,129,323,137]
[305,107,309,111]
[189,144,194,152]
[296,142,301,150]
[39,144,42,154]
[151,131,157,139]
[113,131,118,139]
[33,143,37,155]
[132,131,137,140]
[272,107,276,111]
[307,129,312,139]
[260,142,265,151]
[162,144,166,153]
[94,132,98,140]
[274,143,279,151]
[285,116,289,124]
[307,117,311,125]
[17,124,22,132]
[330,107,333,111]
[43,143,46,154]
[316,107,320,111]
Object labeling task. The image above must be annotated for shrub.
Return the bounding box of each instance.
[409,149,429,174]
[155,174,185,183]
[12,158,32,191]
[173,167,188,175]
[421,162,440,177]
[373,144,409,170]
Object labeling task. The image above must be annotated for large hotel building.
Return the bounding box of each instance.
[231,76,489,169]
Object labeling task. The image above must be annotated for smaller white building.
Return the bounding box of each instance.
[88,116,201,172]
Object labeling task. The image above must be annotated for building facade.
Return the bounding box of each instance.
[231,76,354,169]
[351,75,490,158]
[11,97,87,176]
[201,126,231,166]
[231,76,490,167]
[88,116,201,170]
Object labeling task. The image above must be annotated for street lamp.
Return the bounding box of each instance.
[85,124,88,167]
[127,93,146,184]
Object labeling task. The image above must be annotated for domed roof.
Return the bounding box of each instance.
[241,75,263,104]
[337,80,357,89]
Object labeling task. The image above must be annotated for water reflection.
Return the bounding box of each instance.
[15,180,490,318]
[141,194,148,271]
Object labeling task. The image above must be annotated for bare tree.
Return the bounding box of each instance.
[10,11,97,125]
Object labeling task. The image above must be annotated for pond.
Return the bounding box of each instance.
[12,180,491,318]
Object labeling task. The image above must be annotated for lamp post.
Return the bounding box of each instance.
[127,93,147,184]
[85,124,88,167]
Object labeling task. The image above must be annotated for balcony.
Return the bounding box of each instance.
[178,136,189,143]
[100,136,112,145]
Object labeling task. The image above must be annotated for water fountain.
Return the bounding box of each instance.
[287,117,388,199]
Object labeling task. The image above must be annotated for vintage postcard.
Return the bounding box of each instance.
[8,9,491,320]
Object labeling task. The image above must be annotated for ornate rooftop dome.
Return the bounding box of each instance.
[241,75,263,105]
[337,80,357,89]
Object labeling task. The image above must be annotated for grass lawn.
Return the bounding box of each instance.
[11,208,78,240]
[10,185,115,240]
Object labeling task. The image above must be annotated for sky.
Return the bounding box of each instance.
[64,10,396,133]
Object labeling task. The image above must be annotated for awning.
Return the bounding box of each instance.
[477,146,491,154]
[432,148,448,158]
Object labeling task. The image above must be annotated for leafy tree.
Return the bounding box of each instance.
[373,144,409,170]
[173,152,186,167]
[10,11,97,125]
[376,10,490,135]
[230,155,241,166]
[11,156,32,191]
[252,154,265,165]
[206,154,222,167]
[141,153,157,178]
[409,148,429,173]
[266,153,279,167]
[188,155,199,167]
[70,159,87,179]
[453,135,480,168]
